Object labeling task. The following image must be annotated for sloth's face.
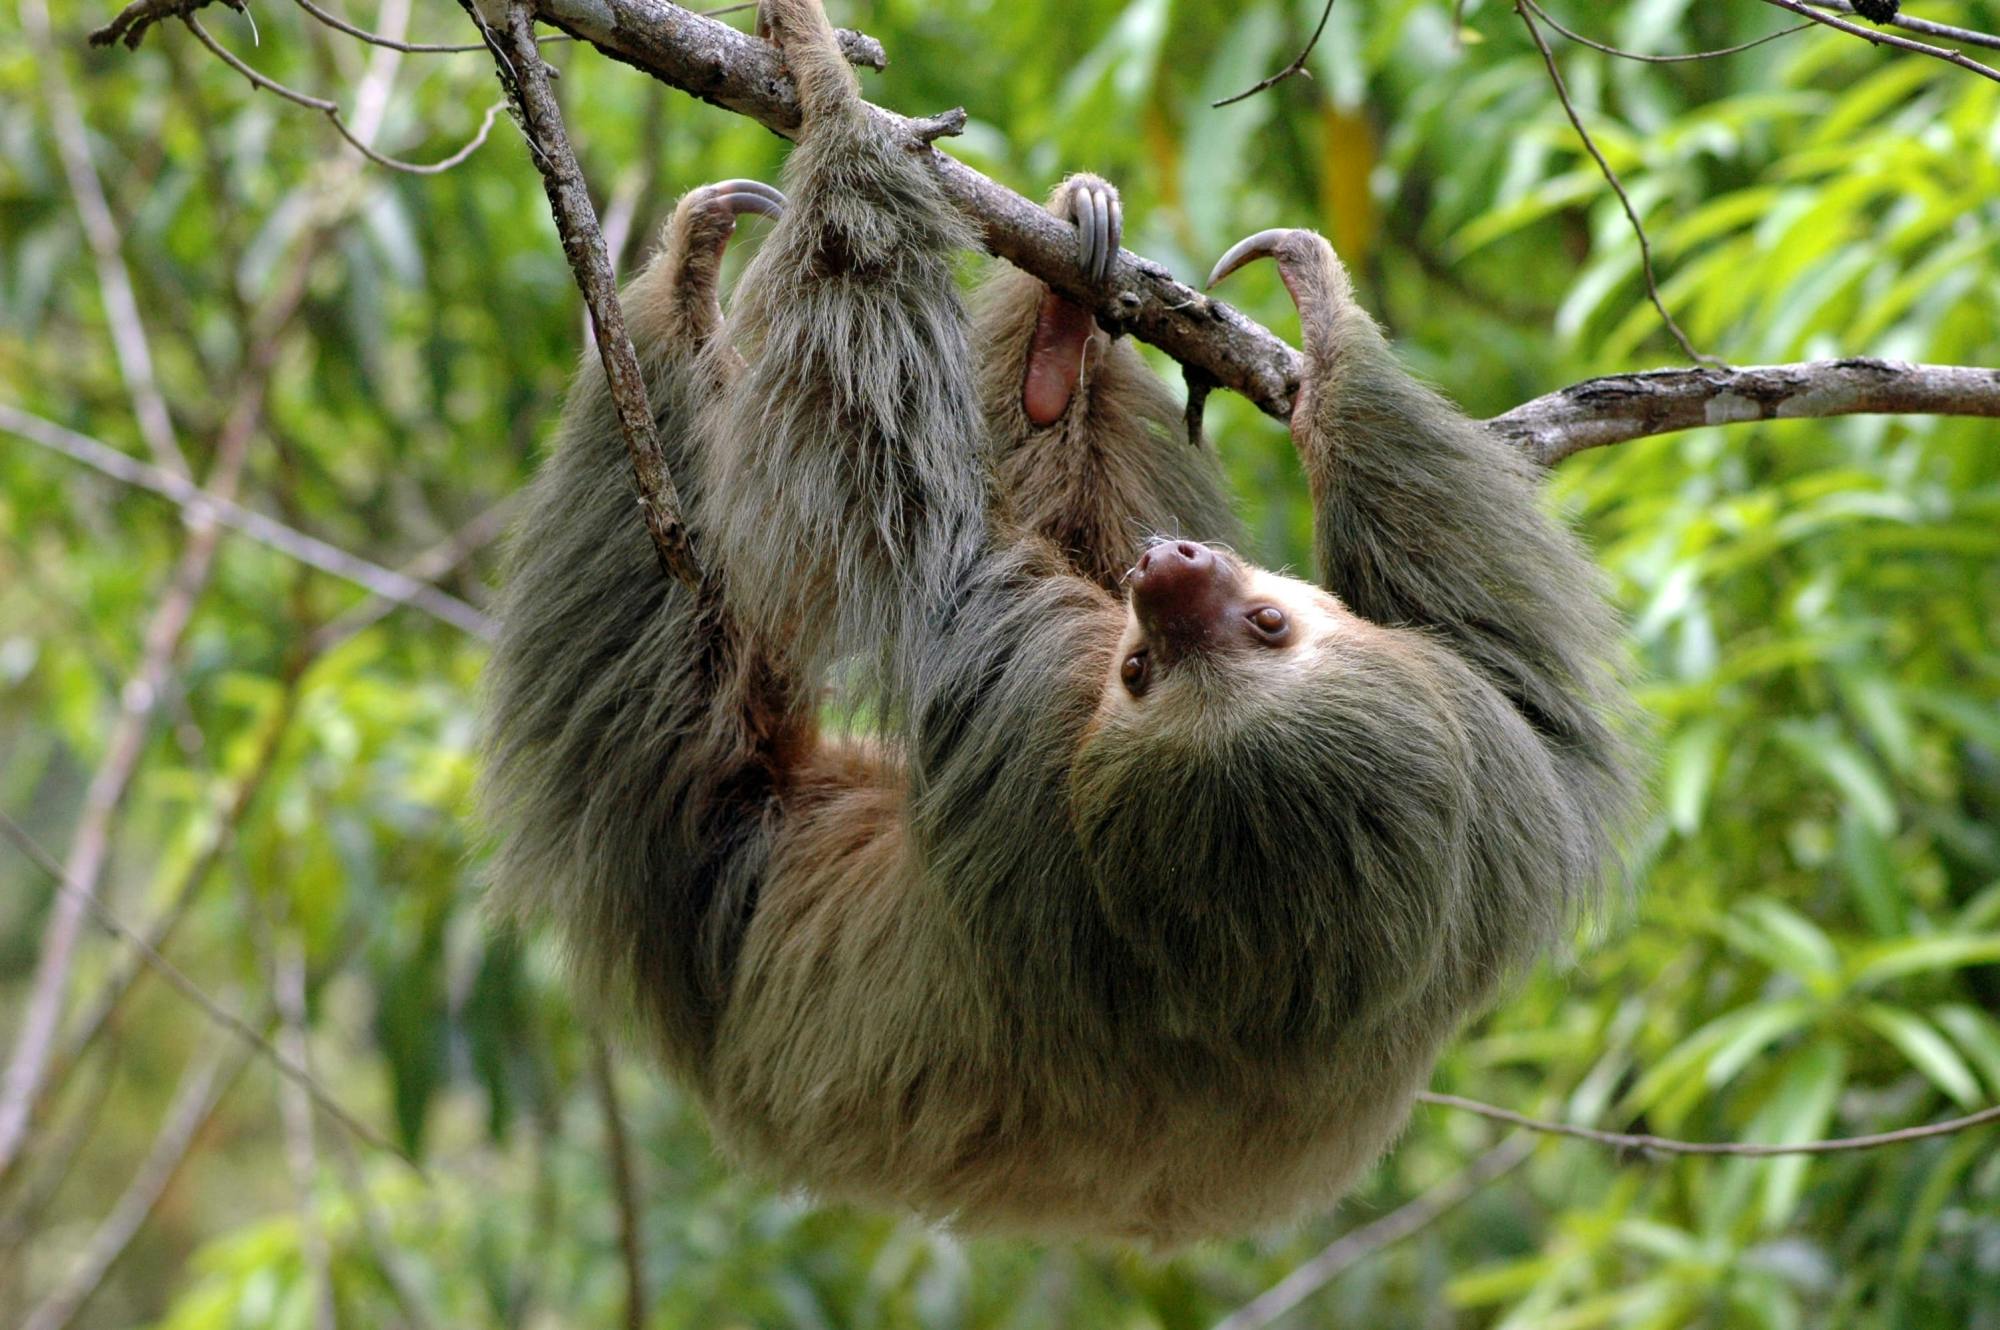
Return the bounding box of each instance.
[1071,541,1363,912]
[1097,541,1350,722]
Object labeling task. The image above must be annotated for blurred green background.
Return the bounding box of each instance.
[3,0,1999,1326]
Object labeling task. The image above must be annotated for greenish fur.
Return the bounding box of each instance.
[482,0,1636,1243]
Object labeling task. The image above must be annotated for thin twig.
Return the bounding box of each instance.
[273,931,339,1330]
[0,403,497,639]
[0,811,421,1174]
[1808,0,2000,52]
[474,0,705,589]
[0,664,300,1194]
[18,1031,254,1330]
[1756,0,2000,82]
[1515,1,1719,365]
[22,0,190,477]
[1212,0,1336,107]
[1415,1089,2000,1156]
[307,500,512,652]
[591,1042,648,1330]
[1524,0,1810,63]
[185,16,504,174]
[1212,1136,1534,1330]
[290,0,567,52]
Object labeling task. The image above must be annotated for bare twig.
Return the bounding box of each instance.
[0,811,421,1173]
[1488,357,2000,464]
[1415,1089,2000,1156]
[291,0,568,52]
[0,665,300,1192]
[325,1131,438,1330]
[18,1031,254,1330]
[1756,0,2000,81]
[1212,0,1336,107]
[273,932,339,1330]
[591,1041,648,1330]
[473,0,705,589]
[1524,0,1810,63]
[22,0,190,477]
[0,404,497,639]
[1515,1,1718,365]
[1808,0,2000,52]
[1212,1136,1534,1330]
[0,392,257,1181]
[184,16,503,174]
[307,500,513,652]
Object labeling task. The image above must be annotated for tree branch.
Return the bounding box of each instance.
[1489,358,2000,465]
[1758,0,2000,81]
[470,0,707,588]
[523,0,1306,418]
[1211,1135,1534,1330]
[1808,0,2000,53]
[85,0,2000,455]
[1416,1089,2000,1156]
[0,403,497,639]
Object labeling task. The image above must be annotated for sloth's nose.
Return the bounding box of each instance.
[1136,542,1207,576]
[1130,543,1232,657]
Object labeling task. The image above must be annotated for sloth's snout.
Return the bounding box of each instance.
[1130,542,1234,658]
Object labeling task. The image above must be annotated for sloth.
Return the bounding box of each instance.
[481,0,1635,1243]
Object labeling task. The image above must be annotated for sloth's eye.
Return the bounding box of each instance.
[1120,651,1150,695]
[1247,606,1289,640]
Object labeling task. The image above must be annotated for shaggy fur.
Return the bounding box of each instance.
[482,0,1635,1244]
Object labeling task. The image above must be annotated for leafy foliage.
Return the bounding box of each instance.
[1,0,1996,1327]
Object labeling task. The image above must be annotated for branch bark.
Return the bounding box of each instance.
[530,0,1304,418]
[471,0,706,588]
[88,0,2000,456]
[1211,1135,1534,1330]
[0,403,497,639]
[1489,358,2000,465]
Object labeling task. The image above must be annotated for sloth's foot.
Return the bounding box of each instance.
[1208,227,1353,431]
[658,178,786,344]
[1023,173,1123,426]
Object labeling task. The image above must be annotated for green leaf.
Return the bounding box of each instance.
[1931,1004,2000,1098]
[1663,717,1725,835]
[1849,934,2000,990]
[1838,812,1906,939]
[1859,1004,1983,1108]
[1774,722,1898,835]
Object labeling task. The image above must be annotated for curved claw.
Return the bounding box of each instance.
[1205,228,1297,291]
[1058,176,1123,285]
[1099,187,1123,283]
[1076,187,1101,286]
[703,177,787,219]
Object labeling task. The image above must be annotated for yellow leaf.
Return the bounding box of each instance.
[1319,102,1378,266]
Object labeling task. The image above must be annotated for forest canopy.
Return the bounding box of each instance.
[2,0,1998,1327]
